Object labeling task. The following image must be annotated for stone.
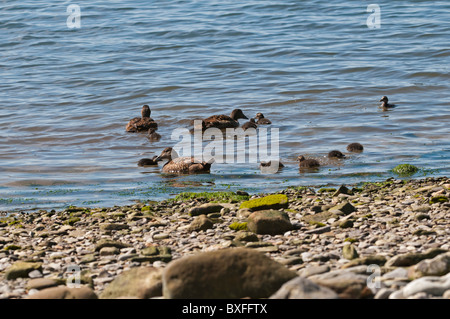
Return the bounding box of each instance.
[188,203,224,216]
[94,239,131,252]
[410,252,450,278]
[188,215,214,232]
[99,223,129,231]
[308,269,373,299]
[27,278,61,290]
[247,210,293,235]
[270,276,339,299]
[374,288,395,299]
[385,248,447,267]
[99,247,120,256]
[342,244,359,260]
[298,265,330,278]
[304,225,331,235]
[5,261,43,280]
[341,255,386,269]
[239,194,288,211]
[100,267,163,299]
[233,231,258,243]
[403,274,450,297]
[329,201,356,215]
[27,285,97,299]
[162,247,297,299]
[333,185,351,197]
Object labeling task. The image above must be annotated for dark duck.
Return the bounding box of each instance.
[241,118,258,130]
[297,155,320,168]
[155,147,213,174]
[346,143,364,153]
[202,109,248,129]
[147,127,161,141]
[328,150,346,159]
[255,112,272,124]
[379,96,395,109]
[137,156,160,167]
[126,105,158,132]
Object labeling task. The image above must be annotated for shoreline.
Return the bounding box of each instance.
[0,176,449,299]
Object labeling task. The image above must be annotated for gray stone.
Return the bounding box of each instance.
[188,203,224,216]
[374,288,396,299]
[329,201,356,215]
[99,247,120,256]
[411,252,450,278]
[188,215,214,232]
[27,278,61,290]
[270,276,339,299]
[298,265,330,278]
[403,274,450,297]
[385,248,447,267]
[162,247,297,299]
[304,225,331,235]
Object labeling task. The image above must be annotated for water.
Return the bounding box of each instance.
[1,1,449,212]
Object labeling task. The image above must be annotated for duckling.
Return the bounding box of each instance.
[379,96,395,109]
[137,156,160,166]
[297,155,320,168]
[147,127,161,141]
[155,147,212,174]
[241,118,258,130]
[346,143,364,152]
[328,150,346,159]
[202,109,248,129]
[126,105,158,132]
[255,112,272,124]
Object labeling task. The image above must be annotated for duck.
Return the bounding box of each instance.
[202,109,248,129]
[379,96,395,109]
[137,156,160,167]
[346,143,364,152]
[126,105,158,132]
[155,147,213,174]
[297,155,320,168]
[147,127,161,141]
[328,150,346,159]
[255,112,272,124]
[241,118,258,130]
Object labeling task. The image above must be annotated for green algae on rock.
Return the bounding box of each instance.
[239,194,288,211]
[392,164,419,176]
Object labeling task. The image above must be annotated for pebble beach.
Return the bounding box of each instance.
[1,176,449,299]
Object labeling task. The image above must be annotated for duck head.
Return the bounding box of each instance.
[141,105,151,118]
[155,147,177,161]
[230,109,248,120]
[255,112,265,119]
[297,155,306,162]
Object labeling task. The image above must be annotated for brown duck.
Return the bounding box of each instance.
[379,96,395,109]
[202,109,248,129]
[126,105,158,132]
[147,127,161,141]
[155,147,212,174]
[297,155,320,168]
[255,112,272,124]
[241,118,258,130]
[346,143,364,152]
[328,150,346,159]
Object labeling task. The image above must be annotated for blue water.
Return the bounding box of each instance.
[1,1,449,211]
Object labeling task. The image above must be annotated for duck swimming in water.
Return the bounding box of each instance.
[137,156,160,167]
[126,105,158,132]
[147,127,161,141]
[202,109,248,129]
[328,150,346,159]
[155,147,213,174]
[259,160,284,169]
[241,118,258,130]
[346,143,364,152]
[297,155,320,168]
[379,96,395,109]
[255,113,272,125]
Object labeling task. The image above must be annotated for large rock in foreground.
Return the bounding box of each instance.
[27,286,97,299]
[270,276,339,299]
[162,247,297,299]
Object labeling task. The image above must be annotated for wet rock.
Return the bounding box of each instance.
[270,276,339,299]
[100,267,163,299]
[247,210,293,235]
[162,247,297,299]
